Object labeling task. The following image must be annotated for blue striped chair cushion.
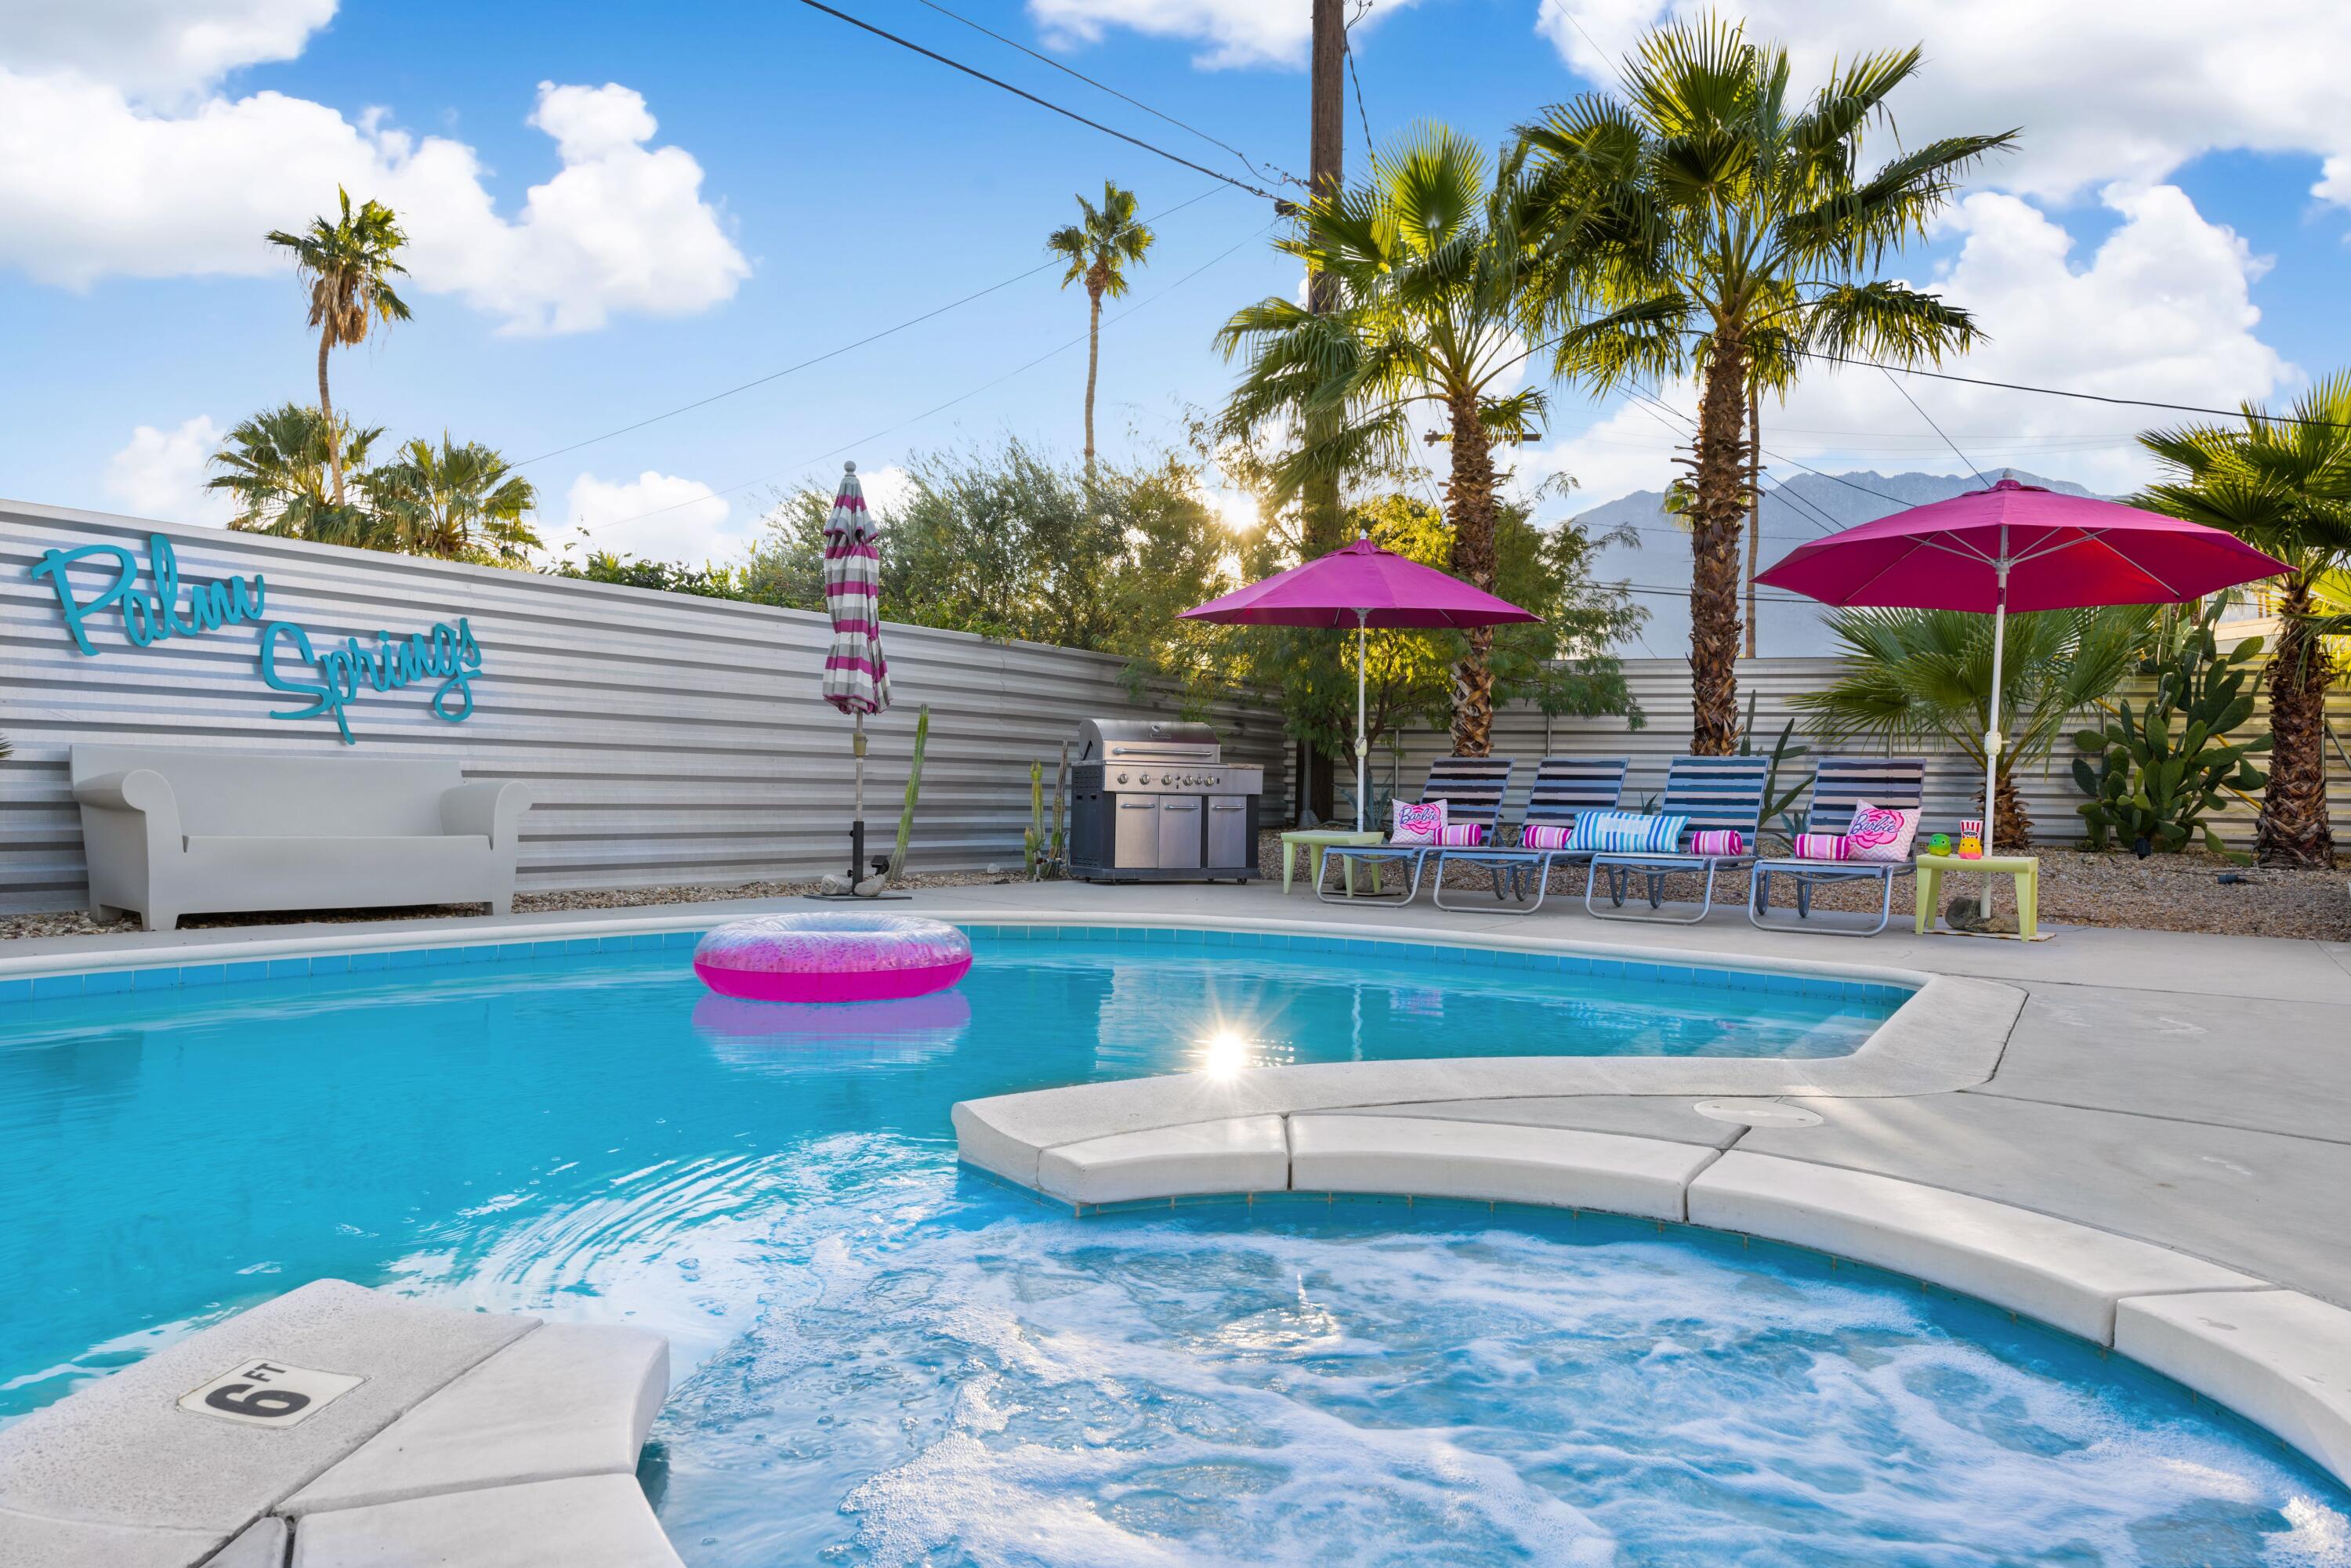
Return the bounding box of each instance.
[1569,809,1687,855]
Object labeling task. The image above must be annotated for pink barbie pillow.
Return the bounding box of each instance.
[1392,799,1447,846]
[1844,801,1921,864]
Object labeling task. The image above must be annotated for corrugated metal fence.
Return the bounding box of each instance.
[0,502,1291,914]
[5,502,2342,914]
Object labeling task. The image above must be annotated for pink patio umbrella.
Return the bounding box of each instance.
[1180,536,1541,831]
[820,462,890,884]
[1755,476,2288,852]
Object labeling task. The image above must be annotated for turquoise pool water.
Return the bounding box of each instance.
[2,929,2342,1565]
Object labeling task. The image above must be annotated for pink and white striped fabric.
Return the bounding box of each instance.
[821,463,890,716]
[1434,823,1485,846]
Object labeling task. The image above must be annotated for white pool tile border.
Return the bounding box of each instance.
[965,1110,2351,1492]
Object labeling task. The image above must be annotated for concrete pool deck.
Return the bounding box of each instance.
[5,876,2350,1522]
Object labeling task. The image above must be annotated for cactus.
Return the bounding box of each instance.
[1025,761,1045,878]
[1048,741,1070,878]
[859,706,927,896]
[2072,601,2269,861]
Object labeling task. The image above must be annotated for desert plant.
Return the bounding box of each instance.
[2139,372,2351,867]
[266,189,411,505]
[1736,691,1812,846]
[1794,604,2150,849]
[1046,182,1154,473]
[863,706,929,896]
[1517,18,2012,751]
[2071,599,2269,860]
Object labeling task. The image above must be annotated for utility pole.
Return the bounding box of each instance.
[1302,0,1346,824]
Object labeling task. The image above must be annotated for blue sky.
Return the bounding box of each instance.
[3,0,2346,567]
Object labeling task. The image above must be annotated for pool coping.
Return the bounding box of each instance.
[9,907,2346,1522]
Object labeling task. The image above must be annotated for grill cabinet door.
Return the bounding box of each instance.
[1156,795,1203,869]
[1114,796,1159,868]
[1206,797,1249,868]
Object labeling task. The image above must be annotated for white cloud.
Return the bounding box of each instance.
[549,470,740,566]
[0,0,334,102]
[1534,1,2351,211]
[850,463,916,520]
[1030,0,1415,70]
[104,415,232,525]
[0,66,749,333]
[1536,183,2292,508]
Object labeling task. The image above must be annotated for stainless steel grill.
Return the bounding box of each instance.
[1068,719,1264,882]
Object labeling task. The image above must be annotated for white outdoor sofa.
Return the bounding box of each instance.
[71,744,531,932]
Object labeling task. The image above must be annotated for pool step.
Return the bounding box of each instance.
[0,1280,678,1568]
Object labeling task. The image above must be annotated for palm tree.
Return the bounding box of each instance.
[266,189,412,505]
[1516,17,2014,752]
[1217,125,1554,755]
[1045,183,1154,472]
[207,404,385,545]
[367,436,542,564]
[1792,606,2150,849]
[2139,373,2351,867]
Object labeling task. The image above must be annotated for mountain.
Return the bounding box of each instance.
[1570,469,2101,659]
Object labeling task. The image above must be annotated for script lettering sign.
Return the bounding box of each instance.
[29,534,485,745]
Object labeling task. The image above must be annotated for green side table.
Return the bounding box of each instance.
[1914,852,2040,940]
[1280,829,1386,894]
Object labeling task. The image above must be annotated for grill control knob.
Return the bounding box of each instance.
[1139,773,1154,784]
[1117,772,1128,784]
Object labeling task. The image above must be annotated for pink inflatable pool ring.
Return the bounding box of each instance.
[691,913,973,1003]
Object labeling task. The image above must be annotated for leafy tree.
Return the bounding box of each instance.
[2138,372,2351,867]
[555,550,747,599]
[208,403,385,545]
[744,439,1229,662]
[1516,17,2013,752]
[1217,125,1556,756]
[1792,605,2152,849]
[1045,183,1154,473]
[266,190,412,505]
[367,436,542,565]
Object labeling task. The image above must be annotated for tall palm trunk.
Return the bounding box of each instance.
[1081,270,1104,475]
[1983,769,2033,852]
[1744,396,1760,659]
[2259,572,2338,867]
[1445,393,1501,757]
[1687,335,1749,753]
[316,328,342,505]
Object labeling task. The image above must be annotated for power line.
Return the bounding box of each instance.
[514,186,1230,469]
[1342,3,1376,155]
[792,0,1282,202]
[1799,349,2351,433]
[909,0,1301,190]
[1878,364,1987,488]
[576,220,1277,539]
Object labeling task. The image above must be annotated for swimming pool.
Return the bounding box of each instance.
[3,926,2341,1564]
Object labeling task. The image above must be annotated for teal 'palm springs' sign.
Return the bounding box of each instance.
[30,534,484,745]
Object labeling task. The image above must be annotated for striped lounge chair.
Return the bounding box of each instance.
[1430,755,1629,915]
[1747,756,1928,937]
[1317,755,1513,907]
[1582,755,1771,925]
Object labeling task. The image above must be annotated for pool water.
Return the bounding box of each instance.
[2,931,2342,1565]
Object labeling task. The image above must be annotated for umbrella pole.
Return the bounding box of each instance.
[851,710,867,883]
[1354,610,1369,834]
[1983,556,2008,904]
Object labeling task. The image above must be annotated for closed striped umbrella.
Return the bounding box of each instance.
[821,462,889,886]
[821,462,889,717]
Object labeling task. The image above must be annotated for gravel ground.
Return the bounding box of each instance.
[3,835,2342,944]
